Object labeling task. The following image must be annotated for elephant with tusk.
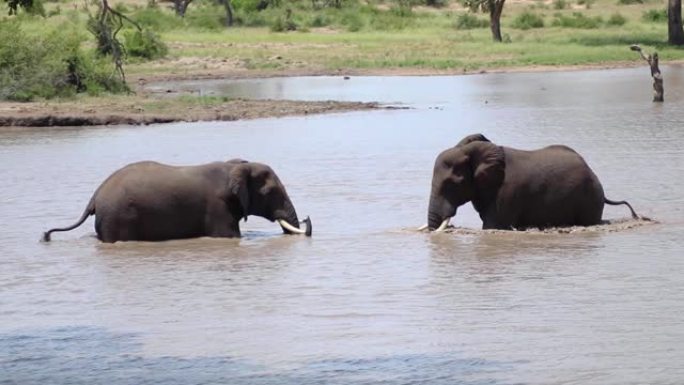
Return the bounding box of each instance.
[43,159,312,243]
[421,134,641,232]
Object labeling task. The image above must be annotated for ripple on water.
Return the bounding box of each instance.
[0,326,521,385]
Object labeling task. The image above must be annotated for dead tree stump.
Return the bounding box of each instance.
[630,44,664,102]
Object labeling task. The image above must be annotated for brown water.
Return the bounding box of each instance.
[2,67,684,384]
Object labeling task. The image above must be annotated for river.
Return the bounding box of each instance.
[1,66,683,384]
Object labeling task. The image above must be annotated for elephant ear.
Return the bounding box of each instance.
[228,163,251,221]
[456,133,491,148]
[471,142,505,196]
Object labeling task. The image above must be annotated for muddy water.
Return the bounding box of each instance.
[2,67,684,384]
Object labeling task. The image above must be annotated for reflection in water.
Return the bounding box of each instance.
[2,68,684,384]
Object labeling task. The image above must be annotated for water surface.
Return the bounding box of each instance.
[2,67,684,384]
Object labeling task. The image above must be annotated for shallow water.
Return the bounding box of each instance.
[2,67,684,384]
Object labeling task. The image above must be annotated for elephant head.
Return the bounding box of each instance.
[228,161,308,235]
[426,134,505,230]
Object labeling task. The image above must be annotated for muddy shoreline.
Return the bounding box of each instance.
[0,98,382,128]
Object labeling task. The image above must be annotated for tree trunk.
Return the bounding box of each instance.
[489,0,505,42]
[217,0,233,26]
[630,45,664,102]
[669,0,684,45]
[174,0,192,17]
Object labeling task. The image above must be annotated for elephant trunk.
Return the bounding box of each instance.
[427,194,456,231]
[276,199,311,236]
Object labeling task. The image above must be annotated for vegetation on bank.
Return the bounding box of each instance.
[2,0,684,102]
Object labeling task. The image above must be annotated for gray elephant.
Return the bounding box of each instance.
[424,134,640,231]
[43,159,312,243]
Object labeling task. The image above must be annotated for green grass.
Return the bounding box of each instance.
[4,0,684,86]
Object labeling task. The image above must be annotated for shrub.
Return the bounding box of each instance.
[552,12,602,28]
[123,29,168,60]
[234,8,269,26]
[552,0,567,9]
[340,9,365,31]
[371,10,415,30]
[607,12,626,26]
[132,6,185,31]
[421,0,448,7]
[307,13,331,28]
[0,21,127,101]
[454,12,488,29]
[642,8,667,22]
[389,4,412,17]
[511,11,544,29]
[269,10,297,31]
[185,3,226,30]
[232,0,262,12]
[576,0,594,8]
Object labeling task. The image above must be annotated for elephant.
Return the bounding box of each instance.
[43,159,312,243]
[423,134,640,231]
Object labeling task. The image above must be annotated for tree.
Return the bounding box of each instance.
[668,0,684,45]
[87,0,142,86]
[462,0,506,42]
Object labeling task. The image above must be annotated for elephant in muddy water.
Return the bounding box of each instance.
[423,134,640,231]
[43,159,312,243]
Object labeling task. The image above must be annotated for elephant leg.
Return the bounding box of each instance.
[574,200,604,226]
[97,206,140,243]
[480,203,517,230]
[205,200,240,238]
[97,217,136,243]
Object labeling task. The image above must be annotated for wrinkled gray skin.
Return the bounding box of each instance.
[427,134,639,230]
[43,159,304,242]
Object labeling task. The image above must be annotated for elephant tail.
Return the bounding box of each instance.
[42,199,95,242]
[604,197,639,220]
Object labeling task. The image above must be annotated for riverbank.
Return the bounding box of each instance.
[0,94,381,127]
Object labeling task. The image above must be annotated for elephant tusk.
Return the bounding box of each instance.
[417,224,428,231]
[435,218,450,232]
[277,219,307,235]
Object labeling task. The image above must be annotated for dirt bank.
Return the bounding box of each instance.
[0,97,382,127]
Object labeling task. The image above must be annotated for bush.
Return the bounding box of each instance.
[0,21,127,101]
[642,8,667,22]
[307,13,331,28]
[552,0,567,9]
[617,0,642,4]
[371,10,415,30]
[389,4,412,17]
[552,12,602,28]
[185,3,226,30]
[511,11,544,29]
[269,10,298,31]
[576,0,594,8]
[234,8,269,26]
[454,12,488,29]
[123,29,168,60]
[340,9,365,31]
[607,12,626,26]
[132,6,185,31]
[421,0,448,7]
